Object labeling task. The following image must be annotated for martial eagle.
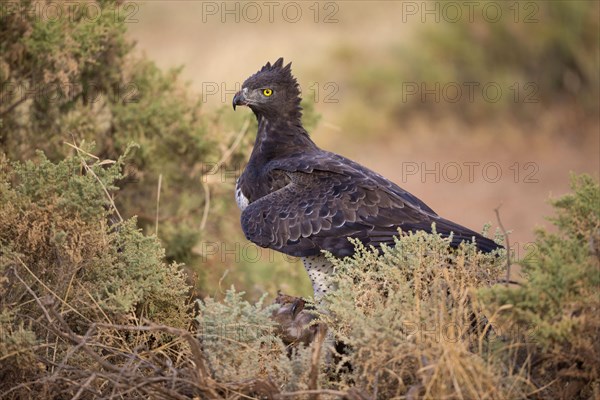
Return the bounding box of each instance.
[232,58,501,298]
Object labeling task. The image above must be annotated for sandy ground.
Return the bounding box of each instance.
[127,1,599,257]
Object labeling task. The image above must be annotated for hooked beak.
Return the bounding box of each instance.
[232,90,246,110]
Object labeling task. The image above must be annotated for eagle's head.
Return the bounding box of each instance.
[233,57,302,121]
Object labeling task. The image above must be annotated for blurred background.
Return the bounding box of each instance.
[3,1,598,300]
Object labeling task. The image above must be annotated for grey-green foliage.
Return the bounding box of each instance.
[0,147,191,352]
[480,174,599,398]
[87,217,190,322]
[195,287,314,388]
[0,147,194,397]
[9,148,120,219]
[481,175,599,341]
[0,309,38,372]
[193,228,508,397]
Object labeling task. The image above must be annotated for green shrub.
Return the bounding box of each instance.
[0,149,191,397]
[480,174,600,398]
[1,0,220,283]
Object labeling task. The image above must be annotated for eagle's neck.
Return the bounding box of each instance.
[250,116,318,164]
[239,115,316,204]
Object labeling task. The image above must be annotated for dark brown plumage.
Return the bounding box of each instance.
[232,58,501,296]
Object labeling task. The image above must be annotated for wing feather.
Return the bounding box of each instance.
[242,170,437,257]
[240,151,500,257]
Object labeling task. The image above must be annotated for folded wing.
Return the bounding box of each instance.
[241,163,499,258]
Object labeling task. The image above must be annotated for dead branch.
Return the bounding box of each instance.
[494,205,512,286]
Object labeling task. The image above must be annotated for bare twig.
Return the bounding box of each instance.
[211,118,251,173]
[308,324,328,400]
[64,141,100,161]
[10,267,53,323]
[198,118,250,231]
[95,320,219,397]
[226,378,279,399]
[155,173,162,235]
[200,179,210,231]
[276,389,352,398]
[64,140,123,222]
[71,373,97,400]
[14,256,88,321]
[494,205,512,286]
[0,96,29,117]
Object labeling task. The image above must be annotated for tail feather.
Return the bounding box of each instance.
[449,233,502,253]
[434,218,503,253]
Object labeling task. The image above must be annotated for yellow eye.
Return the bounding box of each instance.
[262,88,273,97]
